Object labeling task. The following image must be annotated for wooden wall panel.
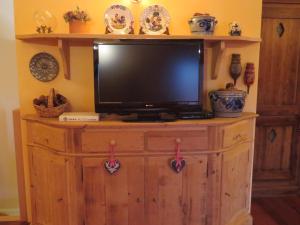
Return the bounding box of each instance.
[264,0,300,4]
[254,2,300,196]
[13,110,27,221]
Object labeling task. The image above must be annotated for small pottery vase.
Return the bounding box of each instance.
[230,54,242,85]
[244,63,255,94]
[188,13,218,35]
[69,20,90,33]
[209,83,247,118]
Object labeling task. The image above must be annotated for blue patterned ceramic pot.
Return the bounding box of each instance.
[209,85,247,118]
[188,13,217,35]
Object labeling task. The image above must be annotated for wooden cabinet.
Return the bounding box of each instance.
[254,3,300,196]
[24,113,256,225]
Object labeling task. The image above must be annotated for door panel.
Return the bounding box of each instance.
[258,18,300,115]
[221,143,252,225]
[254,123,294,180]
[254,3,300,196]
[83,157,144,225]
[29,147,69,225]
[145,156,208,225]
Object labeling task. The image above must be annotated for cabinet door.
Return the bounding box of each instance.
[254,117,299,188]
[257,15,300,115]
[145,156,208,225]
[220,142,252,225]
[82,157,144,225]
[29,147,70,225]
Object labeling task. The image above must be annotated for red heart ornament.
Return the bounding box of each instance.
[170,159,186,173]
[104,160,121,174]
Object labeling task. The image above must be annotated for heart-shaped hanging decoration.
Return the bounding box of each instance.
[104,160,121,174]
[170,159,186,173]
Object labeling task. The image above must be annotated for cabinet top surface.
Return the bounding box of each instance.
[23,112,257,129]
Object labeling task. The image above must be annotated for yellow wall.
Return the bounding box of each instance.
[14,0,262,114]
[0,0,20,215]
[14,0,261,219]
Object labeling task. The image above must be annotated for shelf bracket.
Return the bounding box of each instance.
[211,41,226,80]
[58,39,70,80]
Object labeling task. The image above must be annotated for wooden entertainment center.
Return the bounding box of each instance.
[24,113,256,225]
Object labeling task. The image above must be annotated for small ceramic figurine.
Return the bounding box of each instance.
[229,21,242,36]
[244,63,255,94]
[230,54,242,85]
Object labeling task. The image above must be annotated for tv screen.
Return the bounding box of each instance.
[94,39,204,114]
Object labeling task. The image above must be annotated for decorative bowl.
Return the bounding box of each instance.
[188,13,217,35]
[33,88,69,118]
[209,84,246,118]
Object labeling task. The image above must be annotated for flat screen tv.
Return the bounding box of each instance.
[94,39,204,118]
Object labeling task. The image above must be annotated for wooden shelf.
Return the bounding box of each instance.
[16,33,261,80]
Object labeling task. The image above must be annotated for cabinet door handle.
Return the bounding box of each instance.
[175,138,181,144]
[110,139,116,146]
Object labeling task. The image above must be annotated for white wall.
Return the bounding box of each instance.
[0,0,20,215]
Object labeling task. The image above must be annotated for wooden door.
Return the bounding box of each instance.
[82,157,145,225]
[145,156,208,225]
[29,147,70,225]
[254,3,300,196]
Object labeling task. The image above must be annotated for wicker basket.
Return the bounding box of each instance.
[33,88,69,118]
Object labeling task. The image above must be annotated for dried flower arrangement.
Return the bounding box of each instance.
[63,6,90,23]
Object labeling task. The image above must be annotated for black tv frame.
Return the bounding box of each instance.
[93,39,204,117]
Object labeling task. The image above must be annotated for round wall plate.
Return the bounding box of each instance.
[140,5,170,35]
[104,5,134,34]
[29,52,59,82]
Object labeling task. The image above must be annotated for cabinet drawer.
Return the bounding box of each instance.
[222,120,253,148]
[32,124,67,151]
[146,129,208,151]
[81,130,144,152]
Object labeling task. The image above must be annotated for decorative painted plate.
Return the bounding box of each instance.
[140,5,170,35]
[104,5,134,34]
[29,52,59,82]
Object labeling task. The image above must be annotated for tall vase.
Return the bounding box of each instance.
[69,20,90,33]
[230,54,242,86]
[244,63,255,94]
